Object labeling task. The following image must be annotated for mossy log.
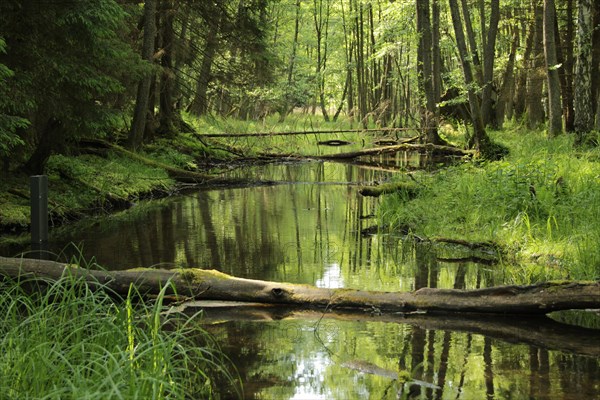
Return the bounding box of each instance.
[1,256,598,315]
[317,143,474,160]
[358,182,420,198]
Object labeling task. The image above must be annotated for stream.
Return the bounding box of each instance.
[2,156,599,399]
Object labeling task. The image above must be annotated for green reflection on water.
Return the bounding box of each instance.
[9,160,598,399]
[209,318,599,400]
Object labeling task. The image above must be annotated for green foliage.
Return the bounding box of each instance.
[379,128,600,281]
[0,266,239,399]
[0,37,27,158]
[0,0,143,169]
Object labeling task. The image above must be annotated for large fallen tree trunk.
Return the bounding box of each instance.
[201,128,423,138]
[0,256,598,314]
[316,143,474,160]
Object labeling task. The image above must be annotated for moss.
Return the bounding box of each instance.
[359,182,419,198]
[396,369,412,383]
[0,203,29,227]
[1,151,175,233]
[178,268,233,285]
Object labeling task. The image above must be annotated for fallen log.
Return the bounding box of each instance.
[317,143,474,160]
[78,139,274,186]
[358,182,419,198]
[201,128,424,138]
[0,256,598,314]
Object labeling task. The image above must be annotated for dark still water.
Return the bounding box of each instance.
[3,160,599,399]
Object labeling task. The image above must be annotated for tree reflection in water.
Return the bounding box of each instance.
[25,160,600,399]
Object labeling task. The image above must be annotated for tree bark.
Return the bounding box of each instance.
[416,0,445,145]
[496,24,519,128]
[592,1,600,131]
[278,0,301,122]
[459,0,483,84]
[448,0,490,154]
[481,0,500,127]
[543,0,563,136]
[128,0,157,150]
[22,117,62,175]
[593,2,600,131]
[313,0,331,122]
[528,0,546,128]
[157,0,180,136]
[560,0,575,132]
[187,6,221,117]
[310,142,474,159]
[514,9,536,119]
[574,0,594,143]
[1,256,598,315]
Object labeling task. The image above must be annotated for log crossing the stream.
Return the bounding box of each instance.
[1,256,598,315]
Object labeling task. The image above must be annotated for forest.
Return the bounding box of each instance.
[0,0,598,173]
[1,0,600,399]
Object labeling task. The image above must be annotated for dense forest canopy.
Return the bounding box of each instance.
[0,0,599,172]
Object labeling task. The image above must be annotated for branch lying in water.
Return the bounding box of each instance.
[1,256,598,316]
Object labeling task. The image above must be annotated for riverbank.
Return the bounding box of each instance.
[378,126,600,282]
[1,145,176,234]
[0,114,365,237]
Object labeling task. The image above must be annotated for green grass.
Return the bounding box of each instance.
[0,151,175,232]
[0,259,240,399]
[379,126,600,282]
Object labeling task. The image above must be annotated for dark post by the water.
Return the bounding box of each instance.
[30,175,48,248]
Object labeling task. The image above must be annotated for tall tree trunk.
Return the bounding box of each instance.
[128,0,157,150]
[23,117,62,175]
[573,0,594,143]
[496,24,519,128]
[278,0,301,122]
[333,72,349,122]
[187,9,221,117]
[527,1,546,128]
[172,2,190,112]
[432,0,441,108]
[460,0,483,84]
[591,1,600,131]
[341,0,355,121]
[313,0,331,122]
[543,0,563,136]
[368,3,381,117]
[157,0,178,136]
[481,0,500,127]
[416,0,445,144]
[561,0,575,131]
[448,0,489,154]
[355,1,368,127]
[514,10,536,119]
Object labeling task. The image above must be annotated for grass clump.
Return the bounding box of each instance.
[379,127,600,282]
[0,271,240,399]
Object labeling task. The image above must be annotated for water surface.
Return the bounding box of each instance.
[2,158,598,399]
